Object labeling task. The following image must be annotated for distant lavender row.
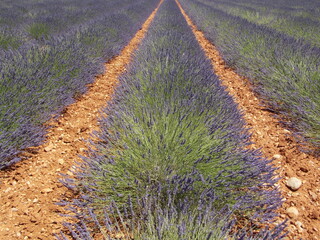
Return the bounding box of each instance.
[180,0,320,155]
[198,0,320,47]
[0,0,159,169]
[0,0,136,49]
[60,0,284,238]
[211,0,320,23]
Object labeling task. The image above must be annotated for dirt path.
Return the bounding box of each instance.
[0,3,162,239]
[177,1,320,239]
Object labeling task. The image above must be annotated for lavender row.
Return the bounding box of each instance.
[0,0,136,49]
[180,0,320,155]
[0,0,159,169]
[198,0,320,47]
[60,0,284,238]
[213,0,320,24]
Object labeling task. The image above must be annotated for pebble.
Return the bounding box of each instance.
[44,144,54,152]
[63,139,71,144]
[286,177,302,191]
[291,192,300,197]
[300,167,308,172]
[310,210,319,219]
[57,159,65,165]
[295,221,303,233]
[66,171,74,176]
[41,188,53,193]
[309,191,318,201]
[286,206,299,218]
[79,148,86,153]
[273,154,282,159]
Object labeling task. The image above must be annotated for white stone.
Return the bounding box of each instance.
[286,177,302,191]
[273,154,282,159]
[295,221,303,233]
[41,188,53,193]
[58,158,65,165]
[286,207,299,218]
[44,143,54,152]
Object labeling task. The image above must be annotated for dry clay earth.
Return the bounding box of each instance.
[0,0,319,239]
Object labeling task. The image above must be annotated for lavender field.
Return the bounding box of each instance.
[180,0,320,154]
[0,0,158,168]
[2,0,320,238]
[59,0,285,239]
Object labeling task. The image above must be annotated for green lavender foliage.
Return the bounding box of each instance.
[28,23,50,39]
[0,32,21,49]
[76,0,280,219]
[58,174,285,239]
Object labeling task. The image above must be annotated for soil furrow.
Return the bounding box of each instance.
[0,2,162,239]
[176,1,320,239]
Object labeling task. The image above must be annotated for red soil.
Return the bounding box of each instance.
[0,3,161,239]
[177,1,320,239]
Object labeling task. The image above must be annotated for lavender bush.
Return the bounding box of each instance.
[59,172,285,239]
[61,0,284,238]
[180,0,320,155]
[0,0,159,169]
